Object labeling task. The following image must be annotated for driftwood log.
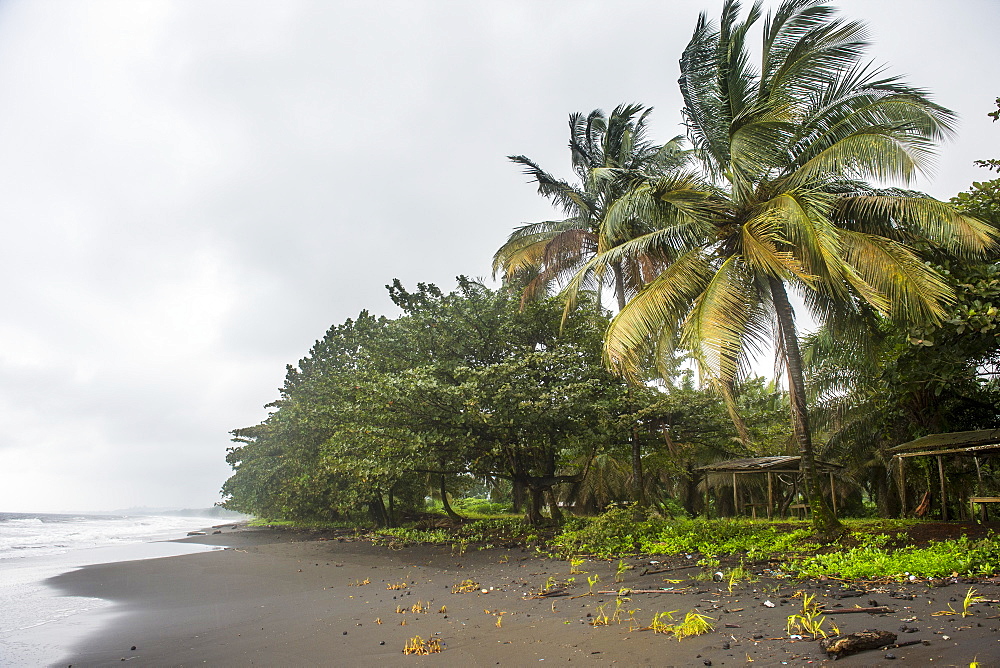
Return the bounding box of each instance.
[819,630,897,657]
[824,606,894,615]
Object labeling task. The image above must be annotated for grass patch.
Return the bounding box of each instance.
[789,533,1000,580]
[550,507,815,560]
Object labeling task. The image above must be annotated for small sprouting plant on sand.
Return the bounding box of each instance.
[495,611,507,628]
[403,635,442,655]
[543,576,558,592]
[438,605,447,614]
[451,540,468,556]
[498,554,509,564]
[570,557,587,574]
[786,593,828,639]
[970,657,981,668]
[452,579,480,593]
[649,610,677,634]
[374,617,382,624]
[410,601,428,614]
[349,578,370,586]
[649,610,713,640]
[726,564,754,593]
[963,587,985,617]
[591,603,610,627]
[615,559,631,582]
[670,611,715,641]
[396,605,405,614]
[587,573,600,593]
[387,581,408,590]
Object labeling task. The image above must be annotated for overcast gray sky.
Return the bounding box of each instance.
[0,0,996,513]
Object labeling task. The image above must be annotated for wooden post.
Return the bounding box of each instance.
[767,471,774,520]
[937,455,948,521]
[829,471,837,516]
[897,457,906,516]
[703,477,710,518]
[732,472,739,516]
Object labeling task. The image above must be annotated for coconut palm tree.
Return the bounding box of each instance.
[494,104,686,310]
[564,0,995,539]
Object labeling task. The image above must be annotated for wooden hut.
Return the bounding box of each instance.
[696,456,843,519]
[890,429,1000,521]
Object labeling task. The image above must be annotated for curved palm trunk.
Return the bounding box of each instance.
[769,277,842,541]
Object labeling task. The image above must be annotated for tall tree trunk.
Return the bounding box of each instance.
[769,277,842,541]
[527,487,544,526]
[546,489,563,523]
[512,479,525,513]
[369,495,390,528]
[631,427,646,507]
[439,475,463,521]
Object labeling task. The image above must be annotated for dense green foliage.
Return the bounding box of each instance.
[222,279,782,524]
[225,0,1000,540]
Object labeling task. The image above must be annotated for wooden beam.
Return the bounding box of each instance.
[733,472,739,516]
[829,471,837,516]
[767,471,774,520]
[898,457,906,516]
[895,446,998,459]
[937,455,948,521]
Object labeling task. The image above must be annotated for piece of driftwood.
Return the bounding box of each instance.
[529,589,568,599]
[824,606,893,615]
[640,565,695,576]
[596,589,691,595]
[819,630,897,657]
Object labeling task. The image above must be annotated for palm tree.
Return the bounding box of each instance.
[494,104,686,310]
[566,0,995,539]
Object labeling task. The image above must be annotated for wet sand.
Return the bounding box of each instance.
[47,526,1000,667]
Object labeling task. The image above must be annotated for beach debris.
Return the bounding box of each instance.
[403,635,443,655]
[819,630,897,658]
[386,581,408,590]
[187,531,206,536]
[825,606,893,615]
[763,600,775,608]
[349,579,370,587]
[452,579,480,594]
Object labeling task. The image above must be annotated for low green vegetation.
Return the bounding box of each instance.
[792,533,1000,579]
[223,2,1000,545]
[250,508,1000,581]
[550,508,815,560]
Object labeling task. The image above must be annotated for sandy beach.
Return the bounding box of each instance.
[44,525,1000,667]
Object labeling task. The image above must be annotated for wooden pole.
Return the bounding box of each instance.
[897,457,906,516]
[767,471,774,520]
[733,472,739,516]
[829,471,837,516]
[937,455,948,521]
[704,477,710,518]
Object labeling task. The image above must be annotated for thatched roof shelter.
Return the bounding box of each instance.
[890,429,1000,521]
[890,429,1000,458]
[696,456,842,473]
[695,456,843,519]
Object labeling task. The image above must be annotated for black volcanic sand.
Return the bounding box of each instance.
[48,526,1000,667]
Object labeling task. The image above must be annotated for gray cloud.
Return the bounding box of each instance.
[0,0,995,511]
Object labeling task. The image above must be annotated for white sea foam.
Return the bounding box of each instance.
[0,511,235,666]
[0,512,226,560]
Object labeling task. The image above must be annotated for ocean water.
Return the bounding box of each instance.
[0,512,231,666]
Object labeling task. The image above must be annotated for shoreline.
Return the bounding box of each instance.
[0,524,228,668]
[37,525,1000,666]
